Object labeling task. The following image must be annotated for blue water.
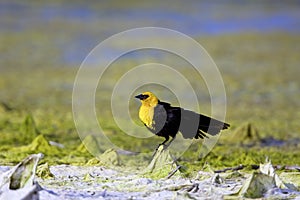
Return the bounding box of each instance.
[1,1,300,65]
[2,2,299,34]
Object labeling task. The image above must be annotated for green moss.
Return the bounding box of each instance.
[83,173,92,182]
[221,122,261,146]
[36,163,54,179]
[76,135,101,154]
[0,32,299,172]
[85,149,120,167]
[19,114,40,143]
[224,171,244,179]
[142,145,180,179]
[85,158,102,166]
[12,135,60,155]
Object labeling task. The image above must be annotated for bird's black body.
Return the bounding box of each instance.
[150,101,229,144]
[135,92,230,145]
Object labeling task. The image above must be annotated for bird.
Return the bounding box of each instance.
[135,91,230,147]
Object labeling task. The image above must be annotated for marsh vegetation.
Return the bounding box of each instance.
[0,1,299,199]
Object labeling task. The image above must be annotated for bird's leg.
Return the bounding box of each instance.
[152,135,178,159]
[164,136,176,148]
[164,137,182,175]
[159,136,170,149]
[152,136,169,159]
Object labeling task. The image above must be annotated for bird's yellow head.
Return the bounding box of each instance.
[135,91,159,107]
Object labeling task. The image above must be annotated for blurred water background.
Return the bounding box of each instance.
[1,1,299,65]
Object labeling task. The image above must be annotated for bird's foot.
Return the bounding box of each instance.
[164,141,173,149]
[158,143,168,150]
[151,137,176,160]
[151,143,168,159]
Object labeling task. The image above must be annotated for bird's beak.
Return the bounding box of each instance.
[135,94,143,100]
[135,94,147,100]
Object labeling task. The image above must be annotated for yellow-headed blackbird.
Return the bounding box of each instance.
[135,91,230,146]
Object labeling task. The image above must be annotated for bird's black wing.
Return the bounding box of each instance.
[153,101,230,140]
[179,109,230,139]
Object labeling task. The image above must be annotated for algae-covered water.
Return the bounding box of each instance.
[0,1,300,199]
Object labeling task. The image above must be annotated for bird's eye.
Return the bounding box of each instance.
[142,95,149,99]
[135,94,150,100]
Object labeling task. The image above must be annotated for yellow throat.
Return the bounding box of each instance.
[137,92,159,128]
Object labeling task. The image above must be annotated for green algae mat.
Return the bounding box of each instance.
[0,33,300,198]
